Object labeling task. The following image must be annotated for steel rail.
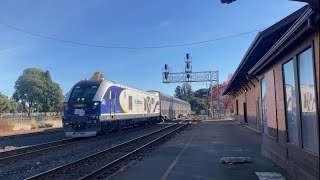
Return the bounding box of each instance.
[80,123,188,180]
[0,123,162,163]
[0,128,63,140]
[0,137,89,162]
[26,123,186,180]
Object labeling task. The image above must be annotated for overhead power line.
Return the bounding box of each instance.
[0,22,265,50]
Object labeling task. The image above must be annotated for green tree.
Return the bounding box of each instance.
[174,86,183,99]
[42,70,52,112]
[181,83,194,103]
[13,68,45,116]
[13,68,63,116]
[8,98,18,113]
[190,97,208,114]
[0,92,12,116]
[174,83,212,115]
[51,82,63,115]
[174,83,194,103]
[42,71,63,114]
[194,88,209,99]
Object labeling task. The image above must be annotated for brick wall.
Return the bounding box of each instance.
[232,31,319,179]
[260,32,319,180]
[233,79,261,131]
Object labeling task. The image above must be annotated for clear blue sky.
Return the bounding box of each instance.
[0,0,305,97]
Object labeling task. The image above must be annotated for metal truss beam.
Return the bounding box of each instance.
[162,71,218,83]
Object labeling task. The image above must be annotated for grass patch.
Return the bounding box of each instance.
[0,119,62,133]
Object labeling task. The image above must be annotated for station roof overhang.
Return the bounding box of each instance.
[222,5,309,96]
[220,0,319,11]
[292,0,319,11]
[248,7,319,76]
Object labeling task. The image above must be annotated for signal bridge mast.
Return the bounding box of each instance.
[162,53,220,118]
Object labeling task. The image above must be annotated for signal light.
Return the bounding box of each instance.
[187,74,190,79]
[164,64,168,70]
[165,73,168,80]
[186,53,190,59]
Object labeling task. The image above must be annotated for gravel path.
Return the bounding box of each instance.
[0,123,171,180]
[0,129,65,148]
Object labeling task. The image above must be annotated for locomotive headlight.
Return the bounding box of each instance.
[92,102,99,109]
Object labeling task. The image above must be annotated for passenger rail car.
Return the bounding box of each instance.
[62,80,190,137]
[148,91,191,120]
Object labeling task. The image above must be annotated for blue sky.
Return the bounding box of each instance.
[0,0,305,97]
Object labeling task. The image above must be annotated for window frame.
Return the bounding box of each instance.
[235,99,238,115]
[281,42,319,155]
[260,77,268,135]
[282,58,300,146]
[144,98,147,111]
[128,96,133,110]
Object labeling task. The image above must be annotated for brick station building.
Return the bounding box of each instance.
[223,4,319,180]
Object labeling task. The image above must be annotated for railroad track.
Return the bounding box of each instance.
[0,123,163,164]
[27,122,189,180]
[0,137,89,163]
[0,128,63,140]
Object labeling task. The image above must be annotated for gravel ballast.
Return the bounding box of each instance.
[0,123,171,180]
[0,130,65,148]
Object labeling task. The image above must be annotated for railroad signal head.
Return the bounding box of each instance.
[186,63,190,69]
[164,64,168,71]
[220,0,236,4]
[164,73,168,80]
[185,53,192,73]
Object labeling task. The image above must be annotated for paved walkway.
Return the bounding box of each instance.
[112,119,286,180]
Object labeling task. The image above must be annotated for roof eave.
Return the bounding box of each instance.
[223,6,309,96]
[248,7,314,75]
[222,33,263,95]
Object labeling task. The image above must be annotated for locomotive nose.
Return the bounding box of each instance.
[70,117,88,130]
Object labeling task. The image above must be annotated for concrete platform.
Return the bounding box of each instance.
[112,119,286,180]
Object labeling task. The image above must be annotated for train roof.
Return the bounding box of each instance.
[148,90,190,105]
[64,80,159,102]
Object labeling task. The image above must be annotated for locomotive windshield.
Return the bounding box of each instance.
[69,85,99,103]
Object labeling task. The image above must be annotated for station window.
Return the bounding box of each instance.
[283,59,298,145]
[261,77,268,135]
[282,46,318,154]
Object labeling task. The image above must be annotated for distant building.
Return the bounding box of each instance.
[223,4,319,179]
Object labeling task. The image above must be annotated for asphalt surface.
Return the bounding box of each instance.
[112,119,286,180]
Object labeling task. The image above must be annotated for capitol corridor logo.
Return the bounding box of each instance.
[134,99,143,105]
